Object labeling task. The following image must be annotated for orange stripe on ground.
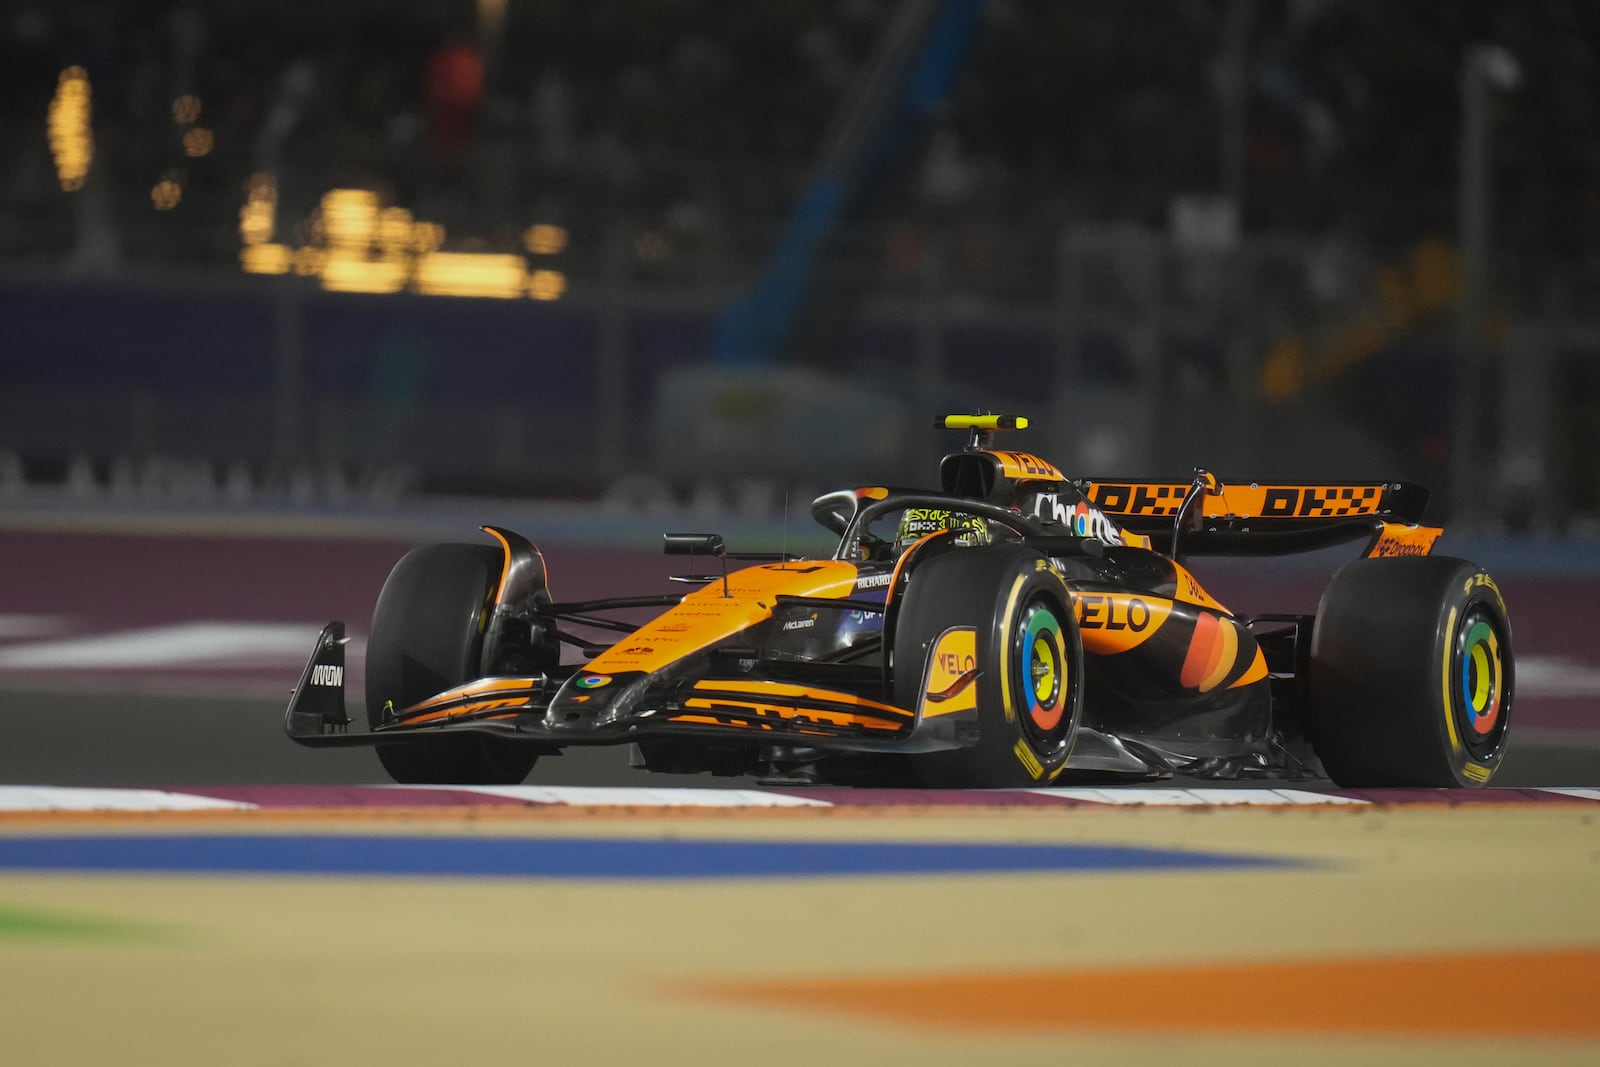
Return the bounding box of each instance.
[697,947,1600,1037]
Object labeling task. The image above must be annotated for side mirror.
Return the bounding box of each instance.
[663,533,726,557]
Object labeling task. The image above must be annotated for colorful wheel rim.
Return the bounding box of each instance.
[1016,601,1070,739]
[1453,606,1509,760]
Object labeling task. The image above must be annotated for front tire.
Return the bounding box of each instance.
[894,545,1083,787]
[1309,556,1513,787]
[365,543,540,785]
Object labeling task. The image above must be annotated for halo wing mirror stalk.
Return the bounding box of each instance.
[664,533,729,597]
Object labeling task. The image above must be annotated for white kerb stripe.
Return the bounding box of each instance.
[0,787,255,812]
[0,614,73,639]
[396,785,831,807]
[0,622,341,669]
[1543,788,1600,802]
[1517,656,1600,698]
[1025,788,1369,806]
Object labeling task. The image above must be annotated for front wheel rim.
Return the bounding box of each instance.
[1015,599,1072,747]
[1453,604,1510,762]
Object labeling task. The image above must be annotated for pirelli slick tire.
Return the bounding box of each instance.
[1309,556,1513,788]
[894,544,1083,787]
[365,543,540,785]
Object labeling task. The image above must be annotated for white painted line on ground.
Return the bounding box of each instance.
[0,622,342,669]
[1513,727,1600,747]
[1543,788,1600,802]
[1518,656,1600,699]
[1026,788,1370,806]
[1235,790,1376,806]
[399,785,833,807]
[1026,788,1209,805]
[0,787,255,812]
[0,614,73,639]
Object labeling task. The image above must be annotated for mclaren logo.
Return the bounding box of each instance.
[310,664,344,687]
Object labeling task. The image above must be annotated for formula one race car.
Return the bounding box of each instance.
[287,415,1513,789]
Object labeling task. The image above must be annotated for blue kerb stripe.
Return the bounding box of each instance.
[0,836,1299,879]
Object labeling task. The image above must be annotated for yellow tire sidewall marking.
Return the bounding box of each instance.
[1011,738,1044,780]
[997,574,1027,725]
[1440,605,1463,756]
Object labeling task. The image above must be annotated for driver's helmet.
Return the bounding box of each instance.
[895,507,992,548]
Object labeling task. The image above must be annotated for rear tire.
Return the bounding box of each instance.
[365,543,540,785]
[1309,556,1513,787]
[894,545,1083,787]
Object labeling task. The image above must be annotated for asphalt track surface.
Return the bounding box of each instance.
[2,520,1598,1065]
[2,686,1596,788]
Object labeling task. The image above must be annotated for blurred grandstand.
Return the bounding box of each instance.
[2,0,1599,530]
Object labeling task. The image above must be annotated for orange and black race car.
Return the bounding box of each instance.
[287,414,1513,789]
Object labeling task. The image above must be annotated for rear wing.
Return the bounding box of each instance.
[1077,478,1439,558]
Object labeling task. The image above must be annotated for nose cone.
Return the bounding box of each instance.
[544,670,649,733]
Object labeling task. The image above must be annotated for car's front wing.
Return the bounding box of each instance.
[285,622,965,754]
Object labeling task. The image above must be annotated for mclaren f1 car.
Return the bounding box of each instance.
[287,414,1513,789]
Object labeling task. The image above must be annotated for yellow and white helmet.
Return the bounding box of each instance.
[894,507,992,547]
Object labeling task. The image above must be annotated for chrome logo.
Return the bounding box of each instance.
[574,675,612,690]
